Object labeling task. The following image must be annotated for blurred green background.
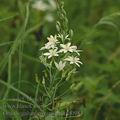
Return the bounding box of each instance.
[0,0,120,120]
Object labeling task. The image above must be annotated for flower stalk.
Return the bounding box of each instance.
[37,0,83,119]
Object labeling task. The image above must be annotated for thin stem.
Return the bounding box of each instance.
[55,88,70,100]
[43,84,51,99]
[0,41,13,47]
[29,75,41,120]
[3,55,12,99]
[17,37,23,100]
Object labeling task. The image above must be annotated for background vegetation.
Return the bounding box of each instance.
[0,0,120,120]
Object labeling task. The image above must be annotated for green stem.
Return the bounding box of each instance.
[3,55,12,99]
[29,75,41,120]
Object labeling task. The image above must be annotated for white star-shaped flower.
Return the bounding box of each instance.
[47,35,59,44]
[44,49,59,59]
[64,56,82,67]
[59,43,78,53]
[54,61,66,71]
[40,35,59,50]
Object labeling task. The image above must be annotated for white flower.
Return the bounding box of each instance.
[64,56,82,67]
[69,46,82,55]
[40,35,59,50]
[32,1,49,11]
[44,49,59,59]
[55,61,66,71]
[47,35,59,44]
[59,43,78,53]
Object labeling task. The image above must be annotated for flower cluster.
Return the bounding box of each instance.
[39,35,82,71]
